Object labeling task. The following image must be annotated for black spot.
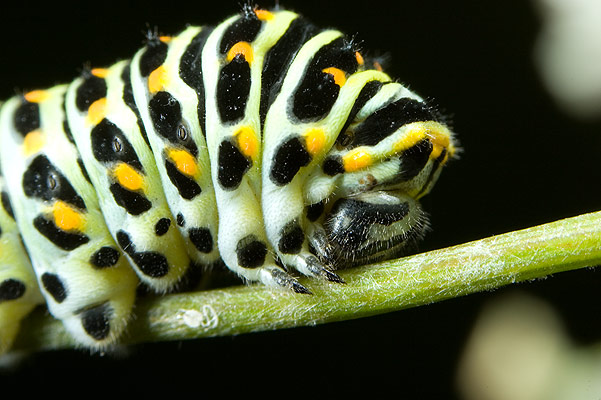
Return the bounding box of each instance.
[322,156,345,176]
[350,98,438,148]
[34,215,90,251]
[306,200,325,222]
[116,230,169,277]
[90,246,121,268]
[149,91,198,156]
[278,221,304,254]
[109,183,152,216]
[91,119,144,171]
[164,160,202,200]
[1,191,15,219]
[132,251,169,277]
[41,272,67,303]
[260,17,319,127]
[217,55,251,123]
[77,158,92,184]
[176,213,185,227]
[0,279,26,301]
[398,139,433,181]
[139,39,168,77]
[180,28,213,137]
[116,230,134,255]
[270,137,311,185]
[336,80,384,147]
[219,13,262,54]
[189,227,213,253]
[291,37,359,122]
[22,155,86,209]
[75,74,107,112]
[154,218,171,236]
[236,235,267,269]
[13,101,40,136]
[122,64,150,147]
[218,140,251,190]
[81,303,112,340]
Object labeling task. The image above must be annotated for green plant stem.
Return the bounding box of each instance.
[12,211,601,352]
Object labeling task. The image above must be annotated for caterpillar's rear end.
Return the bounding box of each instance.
[0,5,456,354]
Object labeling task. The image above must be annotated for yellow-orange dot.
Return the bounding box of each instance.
[373,61,383,72]
[235,126,258,159]
[168,149,198,177]
[114,163,144,191]
[227,42,254,64]
[23,130,45,155]
[159,36,172,43]
[87,98,107,125]
[53,201,84,232]
[254,8,274,20]
[148,65,168,93]
[304,128,326,155]
[91,68,109,78]
[24,90,49,103]
[343,149,372,172]
[322,67,346,87]
[355,51,364,66]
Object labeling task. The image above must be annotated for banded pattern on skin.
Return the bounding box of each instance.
[0,86,137,348]
[65,63,190,291]
[0,6,456,352]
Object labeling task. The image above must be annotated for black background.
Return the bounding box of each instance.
[2,0,601,396]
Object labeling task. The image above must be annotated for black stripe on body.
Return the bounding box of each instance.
[260,17,319,127]
[291,37,359,122]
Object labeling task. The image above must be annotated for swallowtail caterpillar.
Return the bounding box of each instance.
[0,5,456,353]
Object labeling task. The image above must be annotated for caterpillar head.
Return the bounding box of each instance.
[310,99,456,267]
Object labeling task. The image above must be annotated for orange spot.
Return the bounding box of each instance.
[114,163,144,191]
[227,42,254,64]
[87,98,107,125]
[322,67,346,87]
[159,36,172,43]
[168,149,198,177]
[343,150,372,172]
[24,90,48,103]
[254,8,274,20]
[53,201,84,232]
[91,68,109,78]
[373,61,383,72]
[235,126,258,159]
[304,128,326,155]
[148,65,168,93]
[355,51,364,66]
[23,130,45,155]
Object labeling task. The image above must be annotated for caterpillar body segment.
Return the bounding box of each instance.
[65,62,190,291]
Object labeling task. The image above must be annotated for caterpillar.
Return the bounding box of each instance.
[0,5,456,354]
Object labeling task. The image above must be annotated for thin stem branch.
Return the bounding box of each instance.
[13,211,601,352]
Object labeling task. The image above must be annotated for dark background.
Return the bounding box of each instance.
[2,0,601,396]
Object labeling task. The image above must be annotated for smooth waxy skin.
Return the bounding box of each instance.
[0,6,455,352]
